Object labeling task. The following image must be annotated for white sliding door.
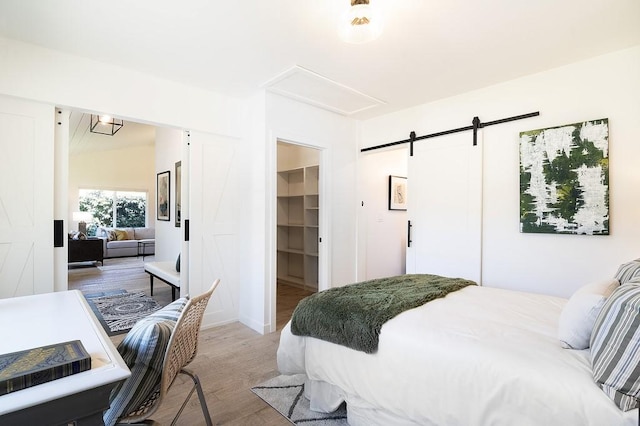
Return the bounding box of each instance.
[406,132,483,283]
[188,130,240,325]
[0,96,54,298]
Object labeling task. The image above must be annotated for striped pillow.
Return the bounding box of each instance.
[146,297,187,322]
[614,261,640,284]
[103,297,188,426]
[590,283,640,411]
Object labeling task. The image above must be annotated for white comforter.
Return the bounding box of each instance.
[277,285,637,426]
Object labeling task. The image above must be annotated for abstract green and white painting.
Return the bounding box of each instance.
[519,118,609,235]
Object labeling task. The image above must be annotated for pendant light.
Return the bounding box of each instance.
[90,114,124,136]
[339,0,383,44]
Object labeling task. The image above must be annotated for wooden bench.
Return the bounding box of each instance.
[144,261,180,301]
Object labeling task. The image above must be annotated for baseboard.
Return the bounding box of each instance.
[238,313,270,335]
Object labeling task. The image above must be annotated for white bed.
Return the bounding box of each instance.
[277,285,638,425]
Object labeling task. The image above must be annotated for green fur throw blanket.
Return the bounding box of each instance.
[290,274,476,354]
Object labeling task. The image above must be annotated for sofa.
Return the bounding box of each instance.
[95,226,155,258]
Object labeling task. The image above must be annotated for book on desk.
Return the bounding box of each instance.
[0,340,91,395]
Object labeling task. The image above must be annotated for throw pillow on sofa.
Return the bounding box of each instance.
[134,227,155,240]
[114,229,129,241]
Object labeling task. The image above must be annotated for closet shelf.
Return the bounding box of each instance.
[277,164,319,292]
[277,248,304,255]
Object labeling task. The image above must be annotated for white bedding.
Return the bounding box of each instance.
[277,285,638,425]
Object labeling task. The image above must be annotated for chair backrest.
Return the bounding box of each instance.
[160,279,220,396]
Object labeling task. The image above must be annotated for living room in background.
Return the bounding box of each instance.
[79,189,148,236]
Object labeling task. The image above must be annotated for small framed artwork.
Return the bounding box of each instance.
[175,161,182,227]
[157,170,170,221]
[388,175,407,211]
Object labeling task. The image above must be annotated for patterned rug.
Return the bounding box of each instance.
[84,290,162,336]
[251,374,348,425]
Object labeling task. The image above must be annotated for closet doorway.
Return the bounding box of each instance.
[276,141,320,329]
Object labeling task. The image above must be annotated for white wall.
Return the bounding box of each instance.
[7,32,637,332]
[267,93,359,288]
[361,45,640,298]
[154,127,183,262]
[0,37,244,138]
[68,144,156,230]
[237,91,268,333]
[239,92,358,333]
[358,146,408,280]
[0,37,246,328]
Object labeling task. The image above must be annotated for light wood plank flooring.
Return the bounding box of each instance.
[69,260,313,425]
[152,283,313,425]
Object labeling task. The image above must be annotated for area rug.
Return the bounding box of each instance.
[251,374,348,425]
[84,290,162,336]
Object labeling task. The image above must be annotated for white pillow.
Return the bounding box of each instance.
[557,278,620,349]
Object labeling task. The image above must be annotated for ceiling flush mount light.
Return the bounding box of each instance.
[90,114,124,136]
[340,0,383,44]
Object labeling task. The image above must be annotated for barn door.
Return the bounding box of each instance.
[188,130,240,324]
[406,132,483,283]
[0,96,54,298]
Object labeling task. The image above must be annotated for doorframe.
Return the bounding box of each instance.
[56,107,189,293]
[54,108,70,292]
[266,132,329,333]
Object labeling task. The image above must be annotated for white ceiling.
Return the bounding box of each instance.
[1,0,639,125]
[68,111,155,156]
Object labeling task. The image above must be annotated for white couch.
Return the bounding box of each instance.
[95,226,155,258]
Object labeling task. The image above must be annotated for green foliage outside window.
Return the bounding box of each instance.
[116,194,146,227]
[79,189,146,236]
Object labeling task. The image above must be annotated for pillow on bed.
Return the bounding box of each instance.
[590,282,640,411]
[614,260,640,284]
[557,278,619,349]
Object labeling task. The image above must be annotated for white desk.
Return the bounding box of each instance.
[0,290,130,425]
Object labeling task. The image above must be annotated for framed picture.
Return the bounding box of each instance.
[175,161,182,227]
[388,175,407,211]
[157,170,170,221]
[519,118,609,235]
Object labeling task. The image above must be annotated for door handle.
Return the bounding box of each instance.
[54,220,64,247]
[407,220,412,248]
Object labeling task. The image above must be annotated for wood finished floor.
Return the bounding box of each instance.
[69,261,314,425]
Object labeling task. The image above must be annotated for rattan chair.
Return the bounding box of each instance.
[117,279,220,425]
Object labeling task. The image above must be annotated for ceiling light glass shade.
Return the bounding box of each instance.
[90,114,124,136]
[339,0,383,44]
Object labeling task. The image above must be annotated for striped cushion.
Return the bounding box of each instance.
[590,283,640,411]
[146,297,187,321]
[103,297,188,426]
[614,261,640,284]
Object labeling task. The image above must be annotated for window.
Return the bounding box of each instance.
[79,189,147,236]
